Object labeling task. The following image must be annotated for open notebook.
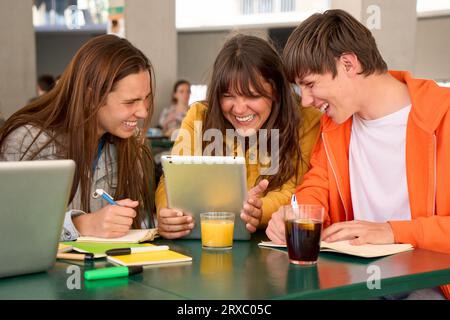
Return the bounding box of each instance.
[76,229,158,243]
[259,240,414,258]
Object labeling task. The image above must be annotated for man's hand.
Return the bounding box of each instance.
[321,220,395,245]
[265,206,286,244]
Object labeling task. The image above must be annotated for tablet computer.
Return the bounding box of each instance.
[161,155,250,240]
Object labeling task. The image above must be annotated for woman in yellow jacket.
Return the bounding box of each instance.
[156,34,321,239]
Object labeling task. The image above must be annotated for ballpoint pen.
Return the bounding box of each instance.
[291,194,298,209]
[57,252,95,261]
[92,188,118,205]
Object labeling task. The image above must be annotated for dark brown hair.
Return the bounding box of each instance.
[37,74,55,93]
[283,9,387,82]
[0,34,155,228]
[204,34,303,194]
[171,79,191,104]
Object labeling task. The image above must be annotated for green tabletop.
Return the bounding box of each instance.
[1,232,449,300]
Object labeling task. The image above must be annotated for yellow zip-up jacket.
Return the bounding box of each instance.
[155,101,322,227]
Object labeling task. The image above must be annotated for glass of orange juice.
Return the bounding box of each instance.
[200,212,235,250]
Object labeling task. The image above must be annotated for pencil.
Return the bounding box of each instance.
[57,252,95,261]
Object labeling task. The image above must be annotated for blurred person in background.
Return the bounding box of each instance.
[29,74,56,103]
[158,79,191,137]
[36,74,55,96]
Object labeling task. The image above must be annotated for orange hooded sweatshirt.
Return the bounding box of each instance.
[295,71,450,299]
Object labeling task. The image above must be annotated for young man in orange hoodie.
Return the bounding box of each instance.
[266,9,450,299]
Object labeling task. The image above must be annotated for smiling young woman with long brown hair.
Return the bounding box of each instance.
[155,34,322,239]
[0,35,156,240]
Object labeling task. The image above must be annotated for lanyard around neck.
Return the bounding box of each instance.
[92,136,106,173]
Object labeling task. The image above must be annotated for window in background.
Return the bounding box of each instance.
[437,81,450,88]
[189,85,208,105]
[33,0,108,30]
[258,0,273,14]
[242,0,294,15]
[176,0,330,30]
[281,0,295,12]
[242,0,254,15]
[417,0,450,15]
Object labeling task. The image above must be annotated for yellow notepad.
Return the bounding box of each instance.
[58,243,73,253]
[107,250,192,267]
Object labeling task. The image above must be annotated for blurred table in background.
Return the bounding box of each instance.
[146,133,174,186]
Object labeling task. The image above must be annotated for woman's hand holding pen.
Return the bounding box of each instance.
[157,208,194,239]
[241,179,269,233]
[73,199,138,238]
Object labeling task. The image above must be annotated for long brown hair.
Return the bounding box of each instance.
[0,34,155,228]
[204,34,303,194]
[283,9,387,82]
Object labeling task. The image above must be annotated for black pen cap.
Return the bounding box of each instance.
[128,266,144,276]
[84,252,95,261]
[105,248,132,256]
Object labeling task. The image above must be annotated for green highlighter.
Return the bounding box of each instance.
[84,266,143,281]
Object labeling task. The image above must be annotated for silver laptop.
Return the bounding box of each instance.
[0,160,75,278]
[161,155,250,240]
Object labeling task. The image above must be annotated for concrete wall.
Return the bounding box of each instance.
[178,31,231,85]
[362,0,417,72]
[178,28,269,85]
[331,0,417,72]
[415,14,450,81]
[125,0,177,126]
[0,1,36,118]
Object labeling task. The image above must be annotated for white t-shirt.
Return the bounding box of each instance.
[349,105,412,222]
